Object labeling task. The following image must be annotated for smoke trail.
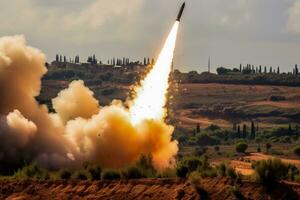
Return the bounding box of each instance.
[0,23,179,172]
[130,21,179,125]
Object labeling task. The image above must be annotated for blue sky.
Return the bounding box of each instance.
[1,0,300,72]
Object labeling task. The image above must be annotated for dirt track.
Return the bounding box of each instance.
[1,178,300,200]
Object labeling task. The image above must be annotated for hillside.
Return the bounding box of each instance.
[1,178,300,200]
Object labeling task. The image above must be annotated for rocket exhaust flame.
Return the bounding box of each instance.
[130,21,179,125]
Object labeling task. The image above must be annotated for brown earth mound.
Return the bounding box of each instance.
[1,178,300,200]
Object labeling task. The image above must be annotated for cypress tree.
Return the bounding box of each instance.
[196,123,200,134]
[250,121,256,139]
[237,125,241,138]
[242,124,247,138]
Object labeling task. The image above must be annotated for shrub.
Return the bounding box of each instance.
[176,164,189,178]
[157,168,177,178]
[293,146,300,157]
[102,170,121,180]
[58,169,72,180]
[73,170,88,180]
[265,143,272,153]
[136,154,156,177]
[87,165,102,180]
[182,157,202,172]
[257,146,261,152]
[197,134,220,146]
[217,163,226,177]
[252,159,288,186]
[214,146,220,152]
[188,171,202,186]
[235,143,248,153]
[200,168,218,178]
[121,166,144,179]
[226,166,237,179]
[14,162,49,180]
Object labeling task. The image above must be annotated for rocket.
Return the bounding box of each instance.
[176,2,185,22]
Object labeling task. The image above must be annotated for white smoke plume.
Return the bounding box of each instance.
[0,35,178,173]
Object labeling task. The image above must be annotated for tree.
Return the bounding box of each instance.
[196,123,200,134]
[293,146,300,156]
[264,66,267,73]
[214,146,220,152]
[250,121,256,139]
[56,54,59,62]
[259,65,262,73]
[217,67,231,75]
[242,124,247,138]
[237,125,241,138]
[236,142,248,154]
[295,64,299,75]
[239,64,242,72]
[266,143,272,153]
[277,67,280,74]
[288,123,293,135]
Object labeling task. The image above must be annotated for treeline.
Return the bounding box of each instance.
[54,54,155,66]
[173,70,300,87]
[216,64,299,75]
[175,123,300,147]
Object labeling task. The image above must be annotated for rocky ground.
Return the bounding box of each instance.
[1,178,300,200]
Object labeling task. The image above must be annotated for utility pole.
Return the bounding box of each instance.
[208,56,211,73]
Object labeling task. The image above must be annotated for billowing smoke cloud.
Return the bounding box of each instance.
[52,80,100,124]
[0,35,178,173]
[0,35,76,172]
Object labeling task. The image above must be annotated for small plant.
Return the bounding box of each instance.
[257,145,261,152]
[102,170,121,180]
[265,143,272,153]
[87,165,102,180]
[14,162,49,180]
[121,166,144,179]
[226,166,237,179]
[252,159,288,186]
[214,146,220,152]
[293,146,300,157]
[235,142,248,154]
[217,163,226,177]
[73,170,88,180]
[58,169,72,180]
[176,164,189,178]
[188,171,202,186]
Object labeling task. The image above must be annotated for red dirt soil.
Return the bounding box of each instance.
[1,178,300,200]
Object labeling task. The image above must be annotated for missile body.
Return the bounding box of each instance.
[176,2,185,21]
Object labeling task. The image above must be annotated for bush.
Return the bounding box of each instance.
[87,165,102,180]
[217,163,227,177]
[102,170,121,180]
[235,143,248,153]
[14,162,49,180]
[157,168,177,178]
[214,146,220,152]
[182,157,202,172]
[176,164,189,178]
[188,171,202,186]
[266,143,272,153]
[293,146,300,157]
[73,170,88,180]
[58,169,72,180]
[121,166,144,179]
[226,166,237,179]
[252,159,288,186]
[136,154,156,177]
